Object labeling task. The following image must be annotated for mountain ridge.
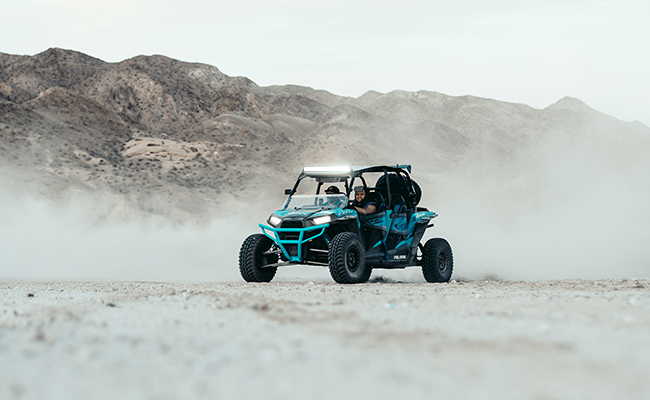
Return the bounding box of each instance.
[1,48,648,223]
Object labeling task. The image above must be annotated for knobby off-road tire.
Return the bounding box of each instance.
[239,234,278,283]
[328,232,371,284]
[421,238,453,282]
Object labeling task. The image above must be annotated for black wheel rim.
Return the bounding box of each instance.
[346,245,360,273]
[438,251,448,273]
[256,245,272,267]
[256,252,267,267]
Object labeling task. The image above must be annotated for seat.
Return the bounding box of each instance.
[365,189,385,213]
[375,173,421,210]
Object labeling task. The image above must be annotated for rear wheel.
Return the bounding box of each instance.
[328,232,371,284]
[239,234,278,282]
[421,238,453,282]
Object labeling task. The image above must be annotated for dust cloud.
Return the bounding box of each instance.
[0,184,334,282]
[423,135,650,281]
[0,195,247,282]
[1,134,649,283]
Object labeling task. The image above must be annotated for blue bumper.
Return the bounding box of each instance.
[259,223,330,262]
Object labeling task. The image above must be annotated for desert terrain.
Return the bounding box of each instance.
[2,279,650,400]
[2,48,650,399]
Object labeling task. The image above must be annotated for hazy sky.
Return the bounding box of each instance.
[2,0,649,125]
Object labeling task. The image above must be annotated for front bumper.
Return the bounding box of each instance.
[259,223,329,262]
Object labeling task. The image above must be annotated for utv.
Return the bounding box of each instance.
[238,165,453,284]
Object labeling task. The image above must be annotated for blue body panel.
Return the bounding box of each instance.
[261,195,437,263]
[272,207,358,220]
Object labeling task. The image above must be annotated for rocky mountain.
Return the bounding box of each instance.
[1,48,648,223]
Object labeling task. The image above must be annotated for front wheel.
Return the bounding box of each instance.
[239,234,278,282]
[421,238,453,282]
[328,232,371,284]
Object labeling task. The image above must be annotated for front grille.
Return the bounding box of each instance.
[280,220,303,241]
[281,221,303,229]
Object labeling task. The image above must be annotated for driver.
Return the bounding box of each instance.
[352,186,377,215]
[324,186,340,195]
[324,185,344,207]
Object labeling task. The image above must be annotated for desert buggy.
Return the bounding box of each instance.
[238,165,453,284]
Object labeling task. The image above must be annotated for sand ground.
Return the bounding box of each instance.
[1,279,649,400]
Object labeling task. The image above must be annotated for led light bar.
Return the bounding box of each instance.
[303,166,351,173]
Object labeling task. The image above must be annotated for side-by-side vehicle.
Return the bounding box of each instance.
[238,165,453,284]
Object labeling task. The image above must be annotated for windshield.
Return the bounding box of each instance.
[283,194,349,210]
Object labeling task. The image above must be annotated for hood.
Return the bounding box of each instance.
[273,207,357,220]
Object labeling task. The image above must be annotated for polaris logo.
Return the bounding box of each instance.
[393,255,407,260]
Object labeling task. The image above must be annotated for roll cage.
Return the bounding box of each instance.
[286,165,418,210]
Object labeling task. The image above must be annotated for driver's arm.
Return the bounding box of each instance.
[355,204,377,215]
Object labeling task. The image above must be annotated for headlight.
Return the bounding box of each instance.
[268,215,282,227]
[312,215,332,225]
